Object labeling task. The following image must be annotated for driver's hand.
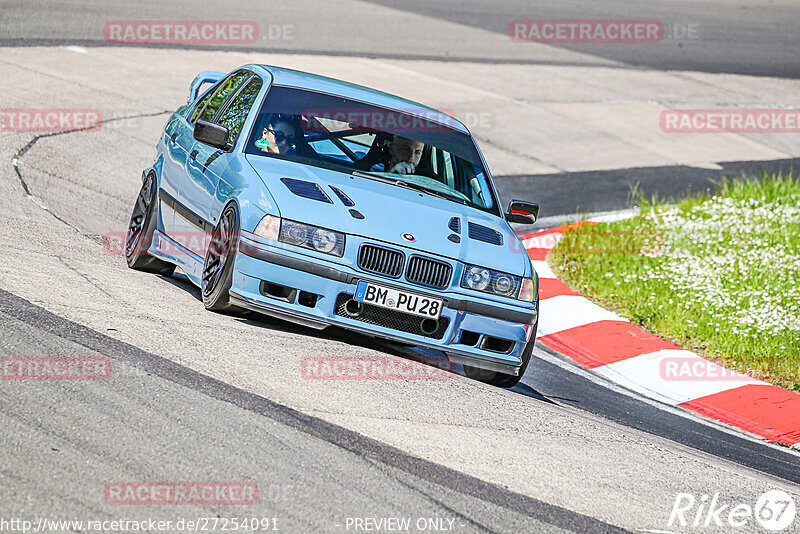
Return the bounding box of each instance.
[388,161,415,174]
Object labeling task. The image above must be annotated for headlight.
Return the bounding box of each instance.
[281,220,307,246]
[279,219,345,257]
[463,266,490,291]
[494,274,515,295]
[312,228,338,254]
[461,265,522,298]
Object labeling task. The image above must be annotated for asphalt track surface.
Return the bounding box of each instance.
[2,0,798,218]
[3,0,800,77]
[2,2,800,533]
[361,0,800,78]
[0,290,617,534]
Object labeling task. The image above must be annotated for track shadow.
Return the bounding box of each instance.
[157,271,201,302]
[153,268,460,375]
[510,380,557,405]
[153,269,558,401]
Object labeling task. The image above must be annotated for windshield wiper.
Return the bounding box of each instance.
[353,170,468,205]
[351,170,393,183]
[393,180,469,205]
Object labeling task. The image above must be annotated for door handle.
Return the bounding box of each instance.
[190,150,198,161]
[170,132,178,143]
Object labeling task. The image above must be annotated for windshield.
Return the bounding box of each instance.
[244,85,499,215]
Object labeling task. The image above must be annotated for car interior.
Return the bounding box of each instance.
[248,113,488,208]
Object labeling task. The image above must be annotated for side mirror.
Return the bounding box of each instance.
[506,200,539,225]
[193,119,231,150]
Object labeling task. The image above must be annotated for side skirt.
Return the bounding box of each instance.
[148,230,204,287]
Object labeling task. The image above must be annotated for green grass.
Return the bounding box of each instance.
[548,172,800,391]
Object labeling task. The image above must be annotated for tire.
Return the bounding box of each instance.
[125,172,175,276]
[463,322,538,388]
[202,202,241,312]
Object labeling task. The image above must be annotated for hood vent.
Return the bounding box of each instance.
[330,186,355,207]
[448,217,461,233]
[468,222,503,246]
[280,177,332,204]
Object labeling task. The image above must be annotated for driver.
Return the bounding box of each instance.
[386,136,424,175]
[356,135,425,174]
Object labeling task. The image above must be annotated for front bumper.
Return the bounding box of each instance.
[233,235,538,375]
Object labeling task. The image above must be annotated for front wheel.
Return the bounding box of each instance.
[202,202,241,312]
[463,323,537,388]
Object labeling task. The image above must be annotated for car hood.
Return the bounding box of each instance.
[245,156,529,276]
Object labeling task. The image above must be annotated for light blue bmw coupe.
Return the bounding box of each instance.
[126,64,540,387]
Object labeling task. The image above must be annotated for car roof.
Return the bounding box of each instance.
[246,64,470,135]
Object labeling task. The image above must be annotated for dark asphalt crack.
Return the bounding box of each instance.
[55,254,115,300]
[9,110,171,234]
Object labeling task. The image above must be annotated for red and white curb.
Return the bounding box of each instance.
[522,223,800,449]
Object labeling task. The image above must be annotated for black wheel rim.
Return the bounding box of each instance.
[125,175,153,256]
[202,206,238,297]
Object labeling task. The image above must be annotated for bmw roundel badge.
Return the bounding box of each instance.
[402,233,416,242]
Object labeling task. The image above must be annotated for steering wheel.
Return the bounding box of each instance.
[412,167,440,180]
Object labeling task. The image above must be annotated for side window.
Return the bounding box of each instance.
[196,71,251,123]
[190,88,215,123]
[217,76,263,143]
[189,85,214,122]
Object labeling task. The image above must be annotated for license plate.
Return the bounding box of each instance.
[353,281,443,319]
